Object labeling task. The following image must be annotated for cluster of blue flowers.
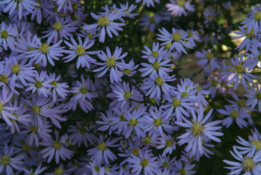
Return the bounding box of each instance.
[0,0,261,175]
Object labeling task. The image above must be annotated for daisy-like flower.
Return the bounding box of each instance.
[235,133,261,154]
[135,0,160,7]
[0,22,18,51]
[166,0,195,17]
[141,42,168,59]
[195,49,221,71]
[246,42,261,68]
[0,87,18,126]
[0,144,24,175]
[245,83,261,112]
[107,82,142,108]
[124,107,146,138]
[63,36,98,69]
[118,59,139,76]
[141,73,176,100]
[68,122,95,147]
[87,135,119,165]
[83,9,125,42]
[218,105,248,128]
[0,0,39,20]
[223,54,257,90]
[25,35,64,66]
[176,106,223,157]
[120,2,138,19]
[224,148,261,175]
[142,107,176,135]
[241,5,261,33]
[40,132,74,164]
[42,17,78,43]
[203,7,218,25]
[156,135,176,156]
[140,56,173,77]
[25,71,53,97]
[128,149,160,175]
[93,47,127,83]
[174,159,196,175]
[157,27,194,54]
[22,164,46,175]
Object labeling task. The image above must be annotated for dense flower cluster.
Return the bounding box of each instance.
[0,0,261,175]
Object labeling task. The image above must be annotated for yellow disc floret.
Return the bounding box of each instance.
[191,122,204,136]
[98,16,109,26]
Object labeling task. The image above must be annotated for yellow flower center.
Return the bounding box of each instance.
[39,43,49,54]
[124,92,131,99]
[53,22,62,31]
[211,80,218,87]
[230,110,239,119]
[30,125,38,133]
[54,167,63,175]
[141,158,149,167]
[246,28,255,38]
[98,16,109,26]
[53,140,62,149]
[11,64,21,74]
[179,168,186,175]
[151,51,159,58]
[32,105,40,114]
[254,12,261,21]
[172,99,180,107]
[242,158,255,171]
[123,68,131,74]
[162,162,169,168]
[129,118,138,126]
[76,45,85,56]
[143,137,151,145]
[131,148,139,157]
[181,92,188,98]
[35,81,42,88]
[72,3,78,10]
[0,101,4,112]
[98,142,107,151]
[154,118,162,127]
[80,87,88,94]
[105,167,111,172]
[150,98,157,104]
[106,57,116,67]
[256,92,261,100]
[94,166,100,172]
[166,139,173,147]
[22,143,30,152]
[152,61,160,70]
[177,0,185,7]
[172,32,182,42]
[78,126,86,134]
[120,114,126,121]
[50,80,57,87]
[1,30,8,39]
[0,75,8,83]
[234,64,244,74]
[191,122,204,136]
[0,155,10,165]
[206,52,213,60]
[252,139,261,151]
[155,77,164,86]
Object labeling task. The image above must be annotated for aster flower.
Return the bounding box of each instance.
[25,35,64,66]
[0,144,24,175]
[245,83,261,112]
[203,7,218,25]
[120,2,138,19]
[93,47,127,83]
[235,133,261,154]
[140,56,173,77]
[42,17,78,43]
[241,5,261,33]
[83,10,125,42]
[63,36,98,69]
[87,135,119,165]
[156,135,176,156]
[141,74,176,100]
[117,59,139,76]
[166,0,195,17]
[174,159,196,175]
[224,148,261,175]
[0,22,18,51]
[22,164,46,175]
[0,0,39,20]
[223,54,257,90]
[128,149,160,175]
[218,105,248,128]
[176,107,223,157]
[40,132,74,164]
[157,27,194,54]
[195,49,221,71]
[141,42,168,59]
[135,0,160,7]
[246,42,261,68]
